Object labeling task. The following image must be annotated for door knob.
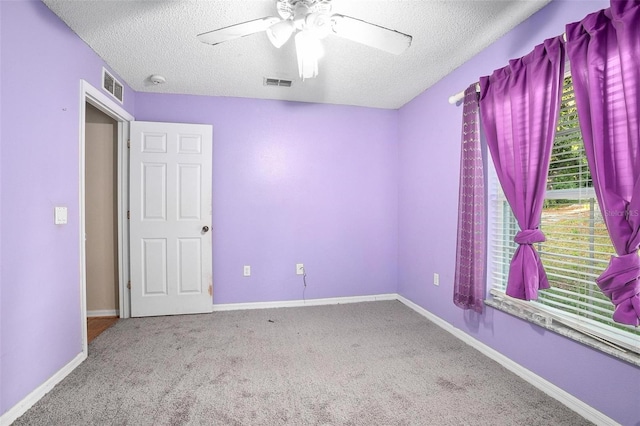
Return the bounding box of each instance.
[202,226,210,233]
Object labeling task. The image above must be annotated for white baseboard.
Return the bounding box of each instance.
[212,293,397,312]
[395,295,618,426]
[86,309,119,318]
[0,352,86,426]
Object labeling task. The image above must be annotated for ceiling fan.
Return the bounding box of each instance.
[197,0,413,80]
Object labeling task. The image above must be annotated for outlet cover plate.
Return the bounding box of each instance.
[296,264,304,275]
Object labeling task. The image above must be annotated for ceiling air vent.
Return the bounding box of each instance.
[264,78,292,88]
[102,68,124,103]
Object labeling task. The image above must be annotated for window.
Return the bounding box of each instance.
[487,72,640,361]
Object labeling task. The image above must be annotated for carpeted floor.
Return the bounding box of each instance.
[14,301,591,425]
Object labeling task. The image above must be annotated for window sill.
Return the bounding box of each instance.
[485,293,640,368]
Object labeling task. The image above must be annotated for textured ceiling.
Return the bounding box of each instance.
[43,0,550,109]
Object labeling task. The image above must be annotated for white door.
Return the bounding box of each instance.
[129,121,213,317]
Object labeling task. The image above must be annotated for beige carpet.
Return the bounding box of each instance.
[14,301,591,425]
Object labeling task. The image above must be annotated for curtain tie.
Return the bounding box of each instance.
[597,251,640,303]
[514,229,545,245]
[597,251,640,326]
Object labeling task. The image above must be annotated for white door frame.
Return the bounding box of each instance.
[79,80,134,355]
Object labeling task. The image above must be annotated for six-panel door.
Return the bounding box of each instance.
[129,121,213,317]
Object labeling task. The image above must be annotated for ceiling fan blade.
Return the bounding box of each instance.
[330,14,412,55]
[198,17,281,46]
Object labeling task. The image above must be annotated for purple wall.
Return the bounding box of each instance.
[2,0,638,423]
[397,1,640,424]
[135,95,399,304]
[1,0,397,416]
[0,1,135,414]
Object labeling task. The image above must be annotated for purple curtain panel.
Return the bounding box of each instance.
[454,85,485,313]
[479,36,566,301]
[566,1,640,326]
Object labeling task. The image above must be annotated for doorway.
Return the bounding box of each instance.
[85,103,119,340]
[79,80,134,356]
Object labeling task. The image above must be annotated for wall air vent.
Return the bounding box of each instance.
[102,68,124,103]
[264,78,292,87]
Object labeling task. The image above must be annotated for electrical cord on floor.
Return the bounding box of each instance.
[302,268,307,303]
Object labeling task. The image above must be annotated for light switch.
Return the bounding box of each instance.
[243,265,251,277]
[54,207,68,225]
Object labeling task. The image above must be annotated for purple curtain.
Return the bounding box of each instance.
[454,85,485,313]
[566,2,640,326]
[479,36,565,301]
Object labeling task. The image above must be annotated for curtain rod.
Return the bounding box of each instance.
[448,83,480,105]
[448,33,568,105]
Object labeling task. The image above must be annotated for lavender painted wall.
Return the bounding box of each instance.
[135,94,399,304]
[398,1,640,424]
[2,0,637,422]
[0,1,134,414]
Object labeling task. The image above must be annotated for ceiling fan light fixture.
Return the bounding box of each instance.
[197,0,413,82]
[295,31,322,80]
[305,13,331,39]
[266,20,295,48]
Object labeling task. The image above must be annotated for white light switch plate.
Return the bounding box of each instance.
[243,265,251,277]
[54,207,68,225]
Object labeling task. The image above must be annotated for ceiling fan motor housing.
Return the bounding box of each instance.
[276,0,332,20]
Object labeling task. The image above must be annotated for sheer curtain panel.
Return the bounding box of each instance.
[479,36,565,301]
[566,1,640,326]
[454,85,485,313]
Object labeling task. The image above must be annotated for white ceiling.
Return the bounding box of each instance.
[43,0,550,109]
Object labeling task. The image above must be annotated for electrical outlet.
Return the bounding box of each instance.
[433,273,440,286]
[243,265,251,277]
[296,263,304,275]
